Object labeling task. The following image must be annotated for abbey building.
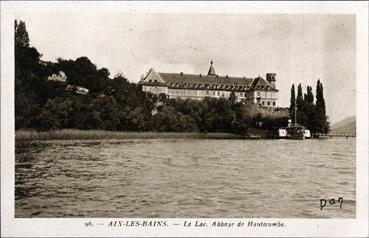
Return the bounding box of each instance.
[139,61,278,107]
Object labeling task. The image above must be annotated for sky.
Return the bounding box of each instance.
[19,13,356,123]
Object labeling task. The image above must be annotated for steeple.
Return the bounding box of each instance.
[207,60,216,76]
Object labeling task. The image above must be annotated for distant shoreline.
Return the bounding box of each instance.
[15,129,246,140]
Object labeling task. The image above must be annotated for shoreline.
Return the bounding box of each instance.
[15,129,246,140]
[15,129,354,141]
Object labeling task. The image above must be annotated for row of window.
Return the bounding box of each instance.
[256,91,277,98]
[168,83,273,90]
[142,87,276,103]
[142,86,167,93]
[167,89,248,98]
[256,85,272,90]
[261,101,276,106]
[146,79,273,90]
[146,81,274,92]
[167,82,250,90]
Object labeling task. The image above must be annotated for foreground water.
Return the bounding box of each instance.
[15,138,355,218]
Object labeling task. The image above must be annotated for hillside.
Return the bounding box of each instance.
[330,116,356,134]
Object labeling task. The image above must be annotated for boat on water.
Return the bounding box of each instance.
[278,104,311,140]
[278,124,311,140]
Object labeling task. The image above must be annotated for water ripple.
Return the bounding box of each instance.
[15,138,356,218]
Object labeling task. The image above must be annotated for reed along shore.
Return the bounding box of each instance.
[15,129,244,141]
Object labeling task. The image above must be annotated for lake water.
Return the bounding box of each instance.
[15,138,355,218]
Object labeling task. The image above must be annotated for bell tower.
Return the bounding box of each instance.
[266,73,276,88]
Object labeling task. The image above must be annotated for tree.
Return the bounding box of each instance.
[15,92,41,129]
[38,98,74,130]
[304,86,314,104]
[85,96,121,130]
[296,84,304,112]
[15,20,30,48]
[14,19,291,134]
[303,86,315,131]
[231,102,252,135]
[296,83,306,125]
[153,106,187,132]
[315,80,326,113]
[314,79,330,134]
[289,84,296,124]
[228,91,237,105]
[14,20,46,129]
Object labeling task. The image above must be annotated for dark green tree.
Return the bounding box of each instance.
[231,102,252,135]
[14,20,46,129]
[86,96,121,130]
[38,98,74,130]
[305,86,314,104]
[228,91,237,105]
[14,19,291,134]
[296,83,306,125]
[289,84,296,124]
[303,86,315,132]
[296,84,304,112]
[314,79,330,134]
[15,20,30,48]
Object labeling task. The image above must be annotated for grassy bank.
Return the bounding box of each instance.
[15,129,245,140]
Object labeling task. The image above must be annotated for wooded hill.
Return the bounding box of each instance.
[15,20,289,135]
[330,116,356,134]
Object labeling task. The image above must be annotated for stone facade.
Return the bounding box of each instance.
[139,61,278,107]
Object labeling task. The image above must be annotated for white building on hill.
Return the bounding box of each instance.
[139,61,278,107]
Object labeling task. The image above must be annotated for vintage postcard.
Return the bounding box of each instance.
[1,1,368,237]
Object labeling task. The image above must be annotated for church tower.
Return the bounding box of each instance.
[207,60,216,76]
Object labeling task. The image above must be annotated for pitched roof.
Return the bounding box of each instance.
[143,68,165,83]
[251,76,278,91]
[139,66,278,92]
[159,73,254,87]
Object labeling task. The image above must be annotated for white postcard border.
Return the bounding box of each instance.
[1,1,368,237]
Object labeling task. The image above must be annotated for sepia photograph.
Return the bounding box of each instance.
[1,1,368,237]
[14,12,356,218]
